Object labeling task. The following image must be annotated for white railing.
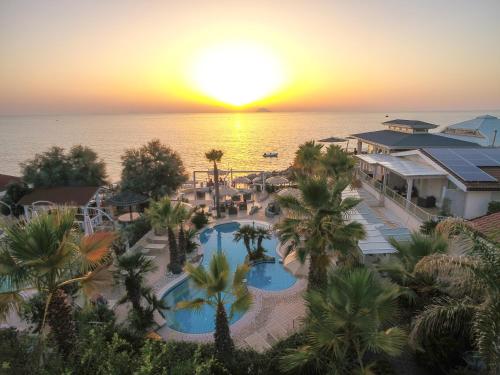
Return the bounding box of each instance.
[356,169,439,222]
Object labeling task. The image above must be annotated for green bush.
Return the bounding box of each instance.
[123,216,151,246]
[487,201,500,214]
[191,210,209,229]
[420,219,439,235]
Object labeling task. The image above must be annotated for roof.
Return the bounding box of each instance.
[355,154,446,178]
[440,115,500,147]
[422,148,500,190]
[0,174,21,191]
[470,212,500,243]
[18,186,99,206]
[382,119,438,130]
[106,190,149,207]
[351,130,479,150]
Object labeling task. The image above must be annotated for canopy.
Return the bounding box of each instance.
[266,176,289,185]
[318,136,346,143]
[232,176,251,184]
[252,176,264,184]
[276,187,301,200]
[213,185,239,197]
[355,154,446,178]
[106,190,149,207]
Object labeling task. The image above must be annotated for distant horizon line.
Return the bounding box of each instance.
[2,107,500,117]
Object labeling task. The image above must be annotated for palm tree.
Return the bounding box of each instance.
[0,209,115,357]
[293,141,323,176]
[280,267,407,374]
[177,253,252,361]
[176,202,193,265]
[255,227,271,256]
[377,232,449,305]
[205,149,224,218]
[113,252,167,332]
[233,224,256,258]
[185,228,199,254]
[321,144,356,180]
[146,197,185,273]
[411,233,499,373]
[276,177,365,290]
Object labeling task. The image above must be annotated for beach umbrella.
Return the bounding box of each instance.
[266,176,289,186]
[106,190,149,221]
[252,176,264,184]
[276,187,301,200]
[232,176,251,184]
[213,185,239,197]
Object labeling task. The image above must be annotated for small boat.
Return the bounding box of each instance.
[263,152,278,158]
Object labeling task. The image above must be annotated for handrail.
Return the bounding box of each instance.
[355,168,438,222]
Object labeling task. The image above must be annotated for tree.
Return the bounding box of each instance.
[21,145,107,187]
[146,197,189,274]
[275,177,365,290]
[177,253,252,362]
[0,181,32,216]
[255,227,271,256]
[377,232,449,305]
[233,225,272,261]
[292,141,323,176]
[0,209,115,357]
[321,144,356,180]
[411,234,500,374]
[121,139,187,199]
[113,252,167,333]
[280,267,407,374]
[233,224,257,259]
[205,149,224,218]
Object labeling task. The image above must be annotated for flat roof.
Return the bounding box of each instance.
[351,130,479,150]
[383,119,438,130]
[355,154,446,178]
[18,186,99,206]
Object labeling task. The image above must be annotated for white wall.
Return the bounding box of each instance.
[463,191,492,219]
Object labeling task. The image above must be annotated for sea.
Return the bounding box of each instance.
[1,111,499,182]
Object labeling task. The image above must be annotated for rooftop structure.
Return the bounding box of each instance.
[351,119,478,154]
[440,115,500,147]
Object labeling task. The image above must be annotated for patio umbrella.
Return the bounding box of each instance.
[232,176,251,184]
[252,176,264,184]
[213,185,239,197]
[106,190,149,221]
[266,176,289,186]
[276,187,301,200]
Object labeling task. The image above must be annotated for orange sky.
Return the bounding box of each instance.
[1,0,500,115]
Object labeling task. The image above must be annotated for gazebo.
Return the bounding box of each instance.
[106,190,149,222]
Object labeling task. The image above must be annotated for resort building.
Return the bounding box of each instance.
[355,148,500,229]
[17,186,113,234]
[351,119,479,154]
[440,114,500,147]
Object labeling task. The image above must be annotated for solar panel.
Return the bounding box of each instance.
[425,148,499,182]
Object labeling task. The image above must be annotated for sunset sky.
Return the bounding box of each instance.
[1,0,500,115]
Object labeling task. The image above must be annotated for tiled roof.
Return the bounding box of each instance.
[18,186,99,206]
[351,130,479,150]
[470,212,500,243]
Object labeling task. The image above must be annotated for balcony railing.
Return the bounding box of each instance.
[355,169,438,222]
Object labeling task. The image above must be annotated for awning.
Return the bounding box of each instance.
[355,154,446,178]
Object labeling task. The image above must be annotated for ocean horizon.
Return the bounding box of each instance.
[2,110,499,181]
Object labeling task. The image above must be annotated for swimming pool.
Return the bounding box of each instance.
[161,221,296,334]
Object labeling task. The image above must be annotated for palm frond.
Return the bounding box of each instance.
[176,298,207,311]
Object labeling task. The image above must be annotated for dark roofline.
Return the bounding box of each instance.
[382,119,438,129]
[18,186,100,206]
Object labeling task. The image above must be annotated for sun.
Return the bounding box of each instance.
[191,42,285,107]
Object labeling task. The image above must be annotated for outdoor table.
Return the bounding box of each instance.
[117,212,141,223]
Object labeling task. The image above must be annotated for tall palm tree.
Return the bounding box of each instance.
[177,253,252,361]
[146,197,185,273]
[377,232,448,304]
[280,267,407,374]
[321,144,356,181]
[0,209,115,357]
[293,140,323,176]
[233,224,256,258]
[411,233,499,374]
[255,227,271,256]
[205,149,224,218]
[113,252,167,332]
[276,177,365,290]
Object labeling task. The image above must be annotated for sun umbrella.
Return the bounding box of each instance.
[276,187,301,200]
[213,185,239,197]
[252,176,264,184]
[265,176,289,186]
[232,176,251,184]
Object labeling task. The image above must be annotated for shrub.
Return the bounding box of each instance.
[191,210,209,229]
[420,219,439,235]
[123,217,151,246]
[487,200,500,214]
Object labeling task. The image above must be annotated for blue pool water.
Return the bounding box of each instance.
[162,221,296,333]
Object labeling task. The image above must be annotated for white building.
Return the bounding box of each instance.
[440,115,500,147]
